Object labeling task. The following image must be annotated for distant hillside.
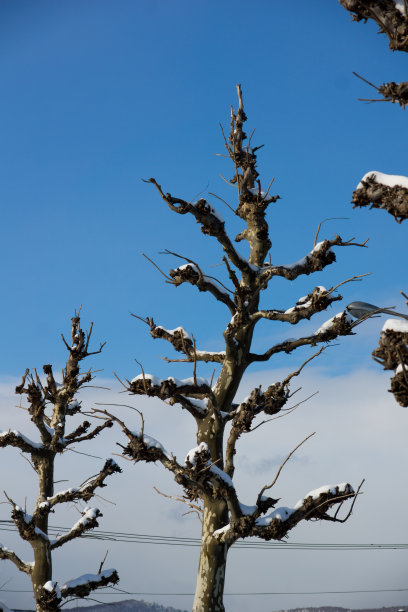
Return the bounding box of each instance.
[13,603,408,612]
[64,601,188,612]
[13,600,188,612]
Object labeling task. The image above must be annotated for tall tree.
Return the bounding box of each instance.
[0,313,120,612]
[98,86,366,612]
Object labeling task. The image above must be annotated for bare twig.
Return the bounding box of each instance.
[313,218,349,248]
[257,432,316,503]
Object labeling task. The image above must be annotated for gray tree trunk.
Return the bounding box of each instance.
[32,455,54,610]
[192,501,230,612]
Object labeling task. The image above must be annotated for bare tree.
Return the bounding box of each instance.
[0,313,120,611]
[96,86,367,612]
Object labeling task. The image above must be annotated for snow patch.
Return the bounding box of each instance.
[185,442,209,466]
[0,430,43,449]
[357,170,408,191]
[382,318,408,333]
[282,242,330,270]
[294,483,351,509]
[314,311,353,335]
[155,325,191,340]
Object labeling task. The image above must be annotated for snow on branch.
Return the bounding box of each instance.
[0,429,43,453]
[214,482,356,543]
[50,507,102,550]
[8,501,50,544]
[39,458,121,513]
[339,0,408,52]
[127,373,211,418]
[249,311,354,363]
[38,568,119,608]
[169,262,236,313]
[132,315,226,365]
[352,171,408,223]
[253,285,343,324]
[258,236,368,284]
[373,317,408,406]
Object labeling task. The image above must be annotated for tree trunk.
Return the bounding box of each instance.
[193,500,230,612]
[32,456,54,610]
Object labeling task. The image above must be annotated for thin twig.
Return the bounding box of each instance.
[257,432,316,501]
[208,191,235,214]
[352,71,379,90]
[142,253,173,282]
[97,550,109,574]
[313,218,349,248]
[325,273,371,297]
[153,486,203,521]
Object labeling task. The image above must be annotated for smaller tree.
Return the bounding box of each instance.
[0,313,120,612]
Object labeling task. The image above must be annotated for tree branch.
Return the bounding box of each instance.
[0,545,33,574]
[144,177,256,279]
[249,311,354,363]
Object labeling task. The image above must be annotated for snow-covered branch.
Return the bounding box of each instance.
[138,317,225,363]
[248,311,354,363]
[214,483,356,544]
[169,262,236,313]
[50,507,102,550]
[252,285,342,324]
[37,459,121,515]
[127,373,211,418]
[352,171,408,223]
[373,317,408,406]
[38,568,119,608]
[0,429,43,453]
[9,503,50,544]
[257,237,367,285]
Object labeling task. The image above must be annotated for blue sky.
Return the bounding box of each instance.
[1,1,408,611]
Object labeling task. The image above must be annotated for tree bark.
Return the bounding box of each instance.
[192,501,230,612]
[31,455,54,610]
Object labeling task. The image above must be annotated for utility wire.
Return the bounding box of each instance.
[1,520,407,550]
[2,587,408,596]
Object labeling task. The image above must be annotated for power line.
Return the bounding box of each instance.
[1,520,407,550]
[2,587,408,596]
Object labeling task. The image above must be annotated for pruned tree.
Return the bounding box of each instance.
[339,0,408,405]
[96,86,366,612]
[0,313,120,612]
